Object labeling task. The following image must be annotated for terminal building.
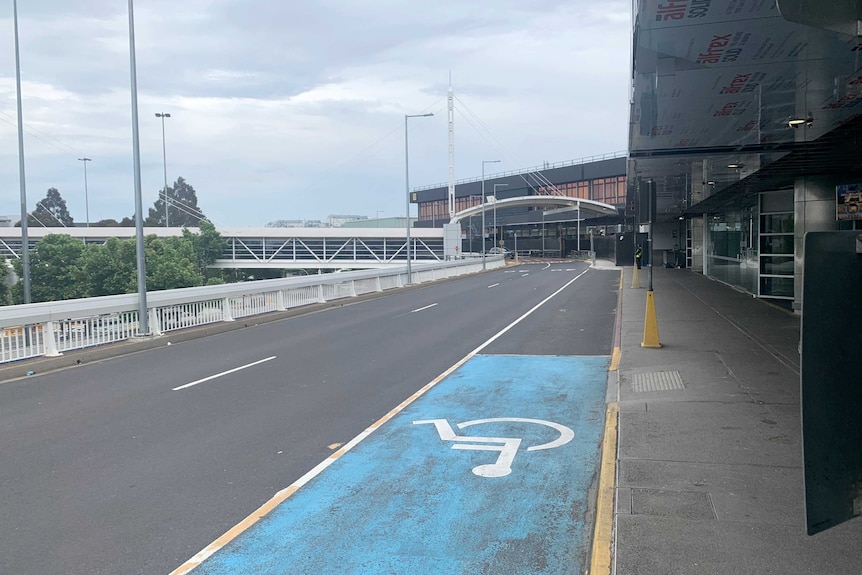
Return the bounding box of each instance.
[628,1,862,311]
[411,154,628,259]
[415,3,862,313]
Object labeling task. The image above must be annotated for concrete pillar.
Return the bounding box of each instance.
[794,175,839,312]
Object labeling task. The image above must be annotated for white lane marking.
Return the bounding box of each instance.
[172,356,277,391]
[411,303,439,313]
[171,267,591,574]
[487,283,500,288]
[520,273,530,277]
[542,263,551,270]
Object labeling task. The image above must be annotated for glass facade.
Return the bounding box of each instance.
[417,175,626,223]
[705,201,758,296]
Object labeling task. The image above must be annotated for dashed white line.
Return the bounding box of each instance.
[411,303,439,313]
[488,283,500,288]
[173,356,277,391]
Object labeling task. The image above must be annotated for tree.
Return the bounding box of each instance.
[76,238,138,297]
[11,234,85,302]
[144,236,204,290]
[181,220,226,281]
[18,187,74,228]
[145,176,207,227]
[0,255,11,306]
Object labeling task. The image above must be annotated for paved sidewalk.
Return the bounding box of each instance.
[611,266,862,575]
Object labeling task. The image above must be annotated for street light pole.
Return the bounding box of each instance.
[13,0,31,304]
[404,112,433,284]
[129,0,149,335]
[155,112,171,227]
[78,157,92,227]
[481,160,500,270]
[493,183,508,250]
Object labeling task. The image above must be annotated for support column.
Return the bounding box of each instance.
[794,176,839,312]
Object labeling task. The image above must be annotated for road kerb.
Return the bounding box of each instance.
[589,402,618,575]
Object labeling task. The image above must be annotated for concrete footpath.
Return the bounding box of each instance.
[608,265,862,574]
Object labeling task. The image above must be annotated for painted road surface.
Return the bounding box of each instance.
[189,354,608,574]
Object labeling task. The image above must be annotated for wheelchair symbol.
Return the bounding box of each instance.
[413,417,575,478]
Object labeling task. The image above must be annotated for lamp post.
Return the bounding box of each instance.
[78,157,92,227]
[493,183,508,250]
[481,160,500,270]
[13,0,31,304]
[129,0,149,335]
[155,112,171,227]
[404,112,433,284]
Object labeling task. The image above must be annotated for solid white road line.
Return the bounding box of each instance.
[172,356,278,391]
[487,283,500,288]
[410,303,439,313]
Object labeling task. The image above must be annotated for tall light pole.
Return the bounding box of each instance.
[13,0,31,304]
[155,112,171,227]
[129,0,149,335]
[78,157,92,227]
[493,183,508,250]
[481,160,500,270]
[405,112,433,284]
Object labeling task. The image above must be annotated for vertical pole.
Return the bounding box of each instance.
[128,0,149,335]
[13,0,31,304]
[648,181,654,291]
[481,165,486,270]
[577,200,581,253]
[160,115,169,227]
[83,159,90,227]
[404,115,412,284]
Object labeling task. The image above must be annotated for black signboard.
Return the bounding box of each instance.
[801,231,862,535]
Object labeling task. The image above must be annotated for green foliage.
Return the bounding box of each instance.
[8,224,228,303]
[76,237,138,297]
[181,220,226,280]
[10,234,85,302]
[144,236,204,290]
[0,255,11,306]
[146,177,207,227]
[18,187,74,228]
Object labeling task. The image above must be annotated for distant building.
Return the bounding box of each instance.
[0,215,17,227]
[327,214,367,227]
[266,220,306,228]
[342,217,414,229]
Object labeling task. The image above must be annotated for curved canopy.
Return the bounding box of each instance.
[450,196,618,224]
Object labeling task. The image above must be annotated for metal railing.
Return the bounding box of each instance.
[0,258,507,365]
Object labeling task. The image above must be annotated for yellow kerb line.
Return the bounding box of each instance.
[589,403,618,575]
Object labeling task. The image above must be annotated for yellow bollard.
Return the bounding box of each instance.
[631,266,640,289]
[641,289,662,348]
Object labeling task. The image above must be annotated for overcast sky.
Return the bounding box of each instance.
[0,0,630,227]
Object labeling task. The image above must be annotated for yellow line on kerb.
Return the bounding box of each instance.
[589,403,618,575]
[609,347,621,371]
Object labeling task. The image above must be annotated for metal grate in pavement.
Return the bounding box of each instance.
[631,370,685,392]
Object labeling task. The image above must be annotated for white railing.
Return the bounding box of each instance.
[0,258,506,365]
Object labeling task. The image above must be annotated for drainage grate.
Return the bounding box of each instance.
[631,370,685,392]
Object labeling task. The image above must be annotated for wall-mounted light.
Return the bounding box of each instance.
[727,163,742,169]
[788,115,813,128]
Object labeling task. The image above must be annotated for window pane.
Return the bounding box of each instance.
[760,234,794,254]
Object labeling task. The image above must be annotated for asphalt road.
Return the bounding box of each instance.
[0,262,619,575]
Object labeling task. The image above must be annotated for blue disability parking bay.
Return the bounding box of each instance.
[191,355,609,575]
